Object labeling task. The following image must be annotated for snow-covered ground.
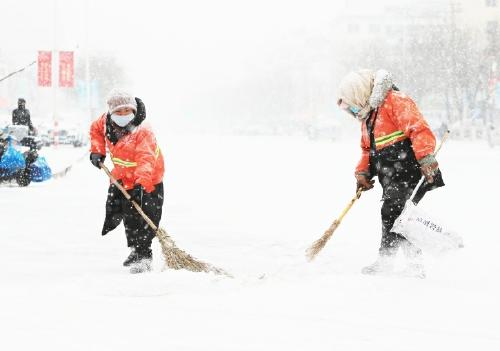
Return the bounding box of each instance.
[1,135,499,350]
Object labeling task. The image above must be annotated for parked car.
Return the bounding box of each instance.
[38,127,88,147]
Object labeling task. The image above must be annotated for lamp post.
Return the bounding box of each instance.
[52,0,59,146]
[84,0,91,123]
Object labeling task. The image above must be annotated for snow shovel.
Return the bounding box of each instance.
[306,187,363,261]
[100,163,232,277]
[391,131,464,255]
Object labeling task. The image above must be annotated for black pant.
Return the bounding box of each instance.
[370,140,444,255]
[380,197,413,255]
[102,182,164,254]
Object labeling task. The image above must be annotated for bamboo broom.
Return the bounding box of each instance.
[100,163,232,277]
[306,188,363,261]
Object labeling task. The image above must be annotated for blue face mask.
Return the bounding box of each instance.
[349,106,361,115]
[111,113,134,127]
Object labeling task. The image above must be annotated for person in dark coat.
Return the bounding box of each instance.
[12,98,35,135]
[337,69,444,278]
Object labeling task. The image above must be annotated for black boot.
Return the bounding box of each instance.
[123,248,140,267]
[129,248,152,274]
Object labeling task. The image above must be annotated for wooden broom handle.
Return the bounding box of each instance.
[100,162,159,232]
[434,130,450,156]
[337,187,363,224]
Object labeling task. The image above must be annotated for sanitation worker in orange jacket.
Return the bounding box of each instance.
[89,90,165,273]
[337,69,444,278]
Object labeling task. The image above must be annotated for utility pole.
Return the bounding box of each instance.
[448,1,462,124]
[52,0,59,146]
[84,0,92,123]
[482,2,500,146]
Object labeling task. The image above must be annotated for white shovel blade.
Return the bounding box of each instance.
[392,200,463,256]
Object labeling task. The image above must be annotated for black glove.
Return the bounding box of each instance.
[90,153,105,169]
[129,184,145,204]
[132,97,146,126]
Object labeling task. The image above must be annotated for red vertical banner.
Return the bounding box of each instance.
[59,51,74,87]
[37,51,52,87]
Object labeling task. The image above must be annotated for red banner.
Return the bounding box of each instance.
[37,51,52,87]
[59,51,74,88]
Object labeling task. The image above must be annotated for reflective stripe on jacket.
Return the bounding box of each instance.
[89,114,164,192]
[356,90,436,174]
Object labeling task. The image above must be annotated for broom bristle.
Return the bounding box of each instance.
[156,228,232,278]
[306,220,339,261]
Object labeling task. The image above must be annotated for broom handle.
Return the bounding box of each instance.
[409,130,450,202]
[100,163,159,232]
[337,187,363,224]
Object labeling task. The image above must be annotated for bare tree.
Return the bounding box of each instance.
[339,22,487,125]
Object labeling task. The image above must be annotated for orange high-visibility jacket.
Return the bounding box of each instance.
[356,90,436,174]
[90,114,164,192]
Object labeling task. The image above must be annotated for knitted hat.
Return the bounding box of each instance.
[106,90,137,115]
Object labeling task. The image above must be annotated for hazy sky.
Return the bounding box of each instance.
[0,0,344,75]
[0,0,428,129]
[0,0,350,121]
[0,0,392,80]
